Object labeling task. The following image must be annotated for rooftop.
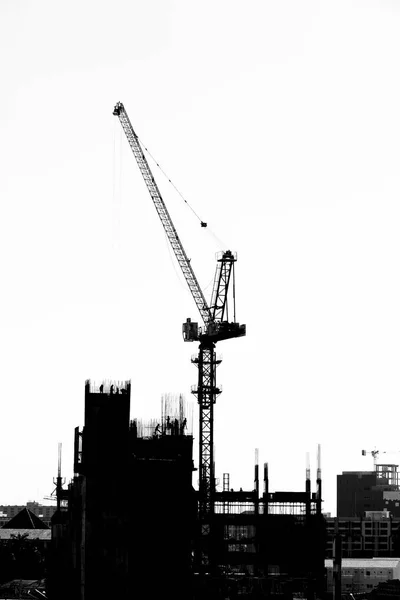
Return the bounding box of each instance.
[0,529,51,540]
[325,558,400,569]
[1,508,49,530]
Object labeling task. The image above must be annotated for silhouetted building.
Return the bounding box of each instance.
[203,461,326,599]
[326,512,400,559]
[0,502,56,527]
[325,557,400,595]
[48,380,196,600]
[337,466,400,518]
[0,508,50,585]
[48,379,327,599]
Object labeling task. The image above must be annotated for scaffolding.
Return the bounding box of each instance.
[192,450,326,598]
[376,464,399,488]
[86,379,130,394]
[131,394,194,439]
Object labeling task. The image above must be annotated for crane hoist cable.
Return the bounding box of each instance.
[141,139,230,251]
[126,129,229,250]
[137,135,208,228]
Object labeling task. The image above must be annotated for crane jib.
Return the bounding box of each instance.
[113,101,212,327]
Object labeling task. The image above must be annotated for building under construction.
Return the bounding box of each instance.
[325,464,400,564]
[47,380,326,600]
[48,381,195,599]
[337,464,400,518]
[48,103,326,599]
[204,454,326,598]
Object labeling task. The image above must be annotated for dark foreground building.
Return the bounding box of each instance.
[47,380,196,600]
[0,508,50,586]
[203,462,326,598]
[47,380,326,599]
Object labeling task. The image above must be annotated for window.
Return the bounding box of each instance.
[366,571,370,576]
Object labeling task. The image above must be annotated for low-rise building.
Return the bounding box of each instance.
[326,511,400,558]
[0,508,50,584]
[0,502,56,527]
[325,557,400,594]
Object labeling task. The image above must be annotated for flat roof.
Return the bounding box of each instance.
[340,471,375,475]
[0,529,51,540]
[325,558,400,569]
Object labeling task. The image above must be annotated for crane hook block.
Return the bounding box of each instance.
[201,221,207,228]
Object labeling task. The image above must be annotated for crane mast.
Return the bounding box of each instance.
[113,102,246,569]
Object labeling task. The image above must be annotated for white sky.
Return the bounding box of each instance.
[1,0,400,516]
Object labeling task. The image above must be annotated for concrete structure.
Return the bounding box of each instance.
[383,490,400,516]
[46,378,328,598]
[48,380,195,600]
[325,511,400,558]
[337,467,400,518]
[193,457,327,598]
[325,557,400,594]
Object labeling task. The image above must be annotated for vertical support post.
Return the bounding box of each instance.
[56,443,62,512]
[333,518,342,600]
[255,449,259,515]
[306,452,311,518]
[223,473,230,515]
[254,449,260,577]
[263,462,269,514]
[316,444,322,516]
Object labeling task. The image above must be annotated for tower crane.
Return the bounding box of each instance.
[113,102,246,566]
[362,448,381,469]
[362,448,400,469]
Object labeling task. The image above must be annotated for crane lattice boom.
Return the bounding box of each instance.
[113,101,211,327]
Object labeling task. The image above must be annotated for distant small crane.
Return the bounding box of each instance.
[361,448,390,470]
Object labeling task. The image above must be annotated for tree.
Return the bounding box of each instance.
[0,533,45,583]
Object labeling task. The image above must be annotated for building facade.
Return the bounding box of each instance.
[326,511,400,559]
[325,557,400,594]
[0,502,56,527]
[48,380,196,600]
[337,466,400,518]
